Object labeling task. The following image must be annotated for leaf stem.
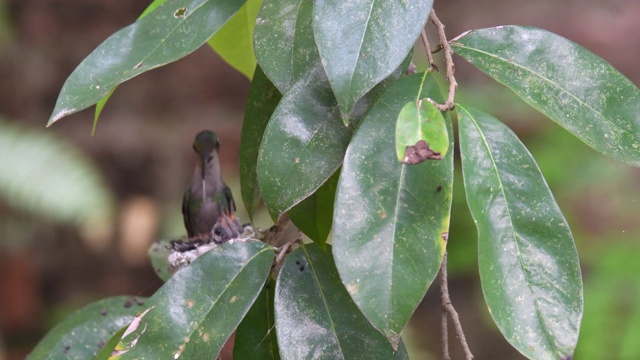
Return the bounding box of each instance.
[439,252,474,359]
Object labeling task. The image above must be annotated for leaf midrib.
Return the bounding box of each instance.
[460,106,558,355]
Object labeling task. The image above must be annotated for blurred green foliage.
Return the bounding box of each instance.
[0,118,115,249]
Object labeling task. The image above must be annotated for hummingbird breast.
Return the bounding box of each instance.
[194,200,221,236]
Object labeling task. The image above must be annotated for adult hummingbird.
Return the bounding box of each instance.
[182,130,241,240]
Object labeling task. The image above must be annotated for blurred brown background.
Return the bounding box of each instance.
[0,0,639,359]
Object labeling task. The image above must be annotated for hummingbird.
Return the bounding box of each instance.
[171,213,243,252]
[182,130,242,240]
[211,213,244,244]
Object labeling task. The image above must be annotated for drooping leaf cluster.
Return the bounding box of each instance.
[37,0,640,359]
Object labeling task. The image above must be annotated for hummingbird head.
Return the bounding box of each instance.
[192,130,220,178]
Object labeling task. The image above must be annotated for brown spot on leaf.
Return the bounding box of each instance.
[402,140,442,165]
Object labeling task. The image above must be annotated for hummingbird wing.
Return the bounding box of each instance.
[222,185,236,217]
[182,188,194,238]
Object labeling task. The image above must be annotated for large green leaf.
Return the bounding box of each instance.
[457,105,582,359]
[93,0,168,126]
[116,240,274,359]
[287,168,340,247]
[257,52,410,219]
[451,26,640,167]
[312,0,432,115]
[257,64,349,218]
[28,296,147,360]
[49,0,247,125]
[332,73,453,347]
[207,0,262,79]
[274,244,409,359]
[253,0,318,93]
[240,66,282,220]
[233,278,280,360]
[0,119,114,241]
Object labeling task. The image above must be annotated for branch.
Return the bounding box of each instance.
[439,252,473,360]
[274,230,300,266]
[263,213,291,246]
[428,10,457,111]
[420,29,438,72]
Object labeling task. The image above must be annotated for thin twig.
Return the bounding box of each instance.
[439,252,474,360]
[274,231,300,266]
[429,10,457,111]
[420,29,438,72]
[440,257,450,360]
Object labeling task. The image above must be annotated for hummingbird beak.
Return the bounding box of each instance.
[198,152,209,180]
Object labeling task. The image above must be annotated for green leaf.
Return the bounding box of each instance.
[257,64,349,218]
[116,240,274,359]
[139,0,169,18]
[148,238,173,282]
[395,98,449,163]
[457,104,583,359]
[207,0,261,79]
[257,52,410,219]
[94,326,127,360]
[93,0,204,130]
[274,244,409,359]
[287,168,340,247]
[27,296,147,360]
[233,278,280,360]
[332,73,453,347]
[0,119,114,240]
[240,66,282,220]
[49,0,247,125]
[312,0,432,114]
[93,0,169,127]
[450,26,640,167]
[254,0,318,93]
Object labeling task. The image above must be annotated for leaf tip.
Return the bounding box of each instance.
[384,330,401,351]
[47,108,74,127]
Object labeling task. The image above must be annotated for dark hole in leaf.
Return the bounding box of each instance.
[299,265,305,271]
[436,184,442,193]
[134,298,145,306]
[402,140,442,165]
[63,345,70,354]
[174,7,187,18]
[100,309,107,316]
[123,300,132,308]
